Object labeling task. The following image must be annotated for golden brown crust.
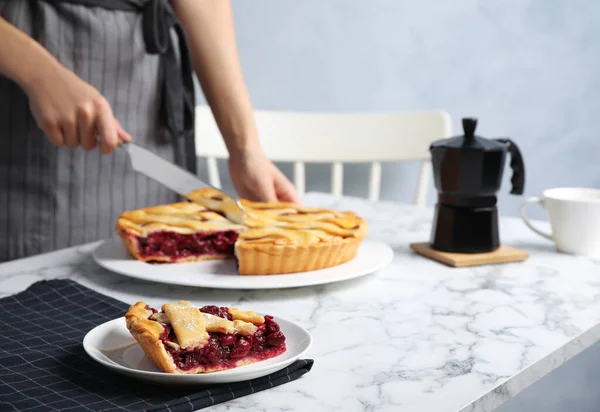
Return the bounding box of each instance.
[116,187,368,275]
[125,302,178,374]
[189,188,369,275]
[118,230,145,261]
[115,201,243,237]
[233,207,368,275]
[235,228,367,275]
[162,301,209,349]
[185,188,247,224]
[228,307,265,324]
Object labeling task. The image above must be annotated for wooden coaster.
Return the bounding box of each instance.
[409,242,529,268]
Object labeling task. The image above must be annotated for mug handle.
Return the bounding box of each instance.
[520,197,553,240]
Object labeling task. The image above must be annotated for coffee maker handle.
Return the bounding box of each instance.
[495,138,525,195]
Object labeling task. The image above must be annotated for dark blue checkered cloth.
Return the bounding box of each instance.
[0,280,314,411]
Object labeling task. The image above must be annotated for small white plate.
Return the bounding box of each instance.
[83,315,312,385]
[92,238,393,289]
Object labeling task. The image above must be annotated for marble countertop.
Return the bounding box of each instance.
[2,192,600,412]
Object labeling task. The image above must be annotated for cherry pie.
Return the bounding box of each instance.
[125,301,286,374]
[116,188,368,275]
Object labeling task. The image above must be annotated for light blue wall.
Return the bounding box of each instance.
[195,2,600,410]
[197,0,600,221]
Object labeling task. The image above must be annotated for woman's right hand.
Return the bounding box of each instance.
[23,63,131,154]
[0,17,129,153]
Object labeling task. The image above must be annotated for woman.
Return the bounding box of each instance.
[0,0,298,262]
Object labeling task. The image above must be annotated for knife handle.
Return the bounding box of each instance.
[96,136,130,151]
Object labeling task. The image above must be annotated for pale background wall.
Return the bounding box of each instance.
[196,2,600,409]
[197,0,600,221]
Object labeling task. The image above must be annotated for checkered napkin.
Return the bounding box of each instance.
[0,280,314,412]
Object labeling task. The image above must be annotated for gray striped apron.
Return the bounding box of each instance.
[0,0,196,262]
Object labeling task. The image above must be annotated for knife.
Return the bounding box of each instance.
[120,142,245,223]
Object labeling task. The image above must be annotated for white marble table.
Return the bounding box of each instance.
[2,192,600,412]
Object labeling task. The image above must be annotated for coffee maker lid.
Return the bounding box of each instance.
[430,118,506,151]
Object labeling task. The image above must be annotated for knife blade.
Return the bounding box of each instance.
[121,142,245,222]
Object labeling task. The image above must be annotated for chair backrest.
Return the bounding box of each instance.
[195,106,452,205]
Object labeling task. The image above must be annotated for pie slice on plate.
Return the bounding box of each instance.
[116,188,368,275]
[125,301,286,374]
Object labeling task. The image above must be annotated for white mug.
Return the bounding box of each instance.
[520,187,600,257]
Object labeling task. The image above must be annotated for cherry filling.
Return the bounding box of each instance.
[199,305,233,320]
[135,230,238,261]
[152,305,286,371]
[144,305,158,314]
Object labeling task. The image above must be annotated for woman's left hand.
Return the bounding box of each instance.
[229,147,300,203]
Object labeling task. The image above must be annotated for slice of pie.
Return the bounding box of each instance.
[125,301,286,374]
[116,202,243,263]
[116,188,368,275]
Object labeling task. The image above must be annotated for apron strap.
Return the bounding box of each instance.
[142,0,197,174]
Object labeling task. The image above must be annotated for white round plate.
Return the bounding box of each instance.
[83,315,312,385]
[92,237,394,289]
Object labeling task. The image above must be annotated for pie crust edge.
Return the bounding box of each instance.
[235,223,368,275]
[125,301,179,373]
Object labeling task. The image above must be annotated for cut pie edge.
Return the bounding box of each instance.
[125,302,180,373]
[117,230,233,264]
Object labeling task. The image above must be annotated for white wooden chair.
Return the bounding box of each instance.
[195,106,452,205]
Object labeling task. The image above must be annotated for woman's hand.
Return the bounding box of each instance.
[229,147,300,203]
[0,17,130,153]
[23,63,131,153]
